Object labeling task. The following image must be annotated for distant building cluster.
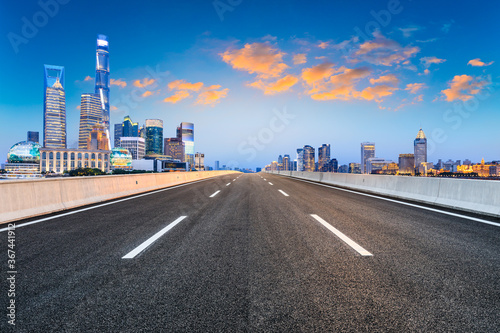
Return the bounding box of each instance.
[265,128,500,178]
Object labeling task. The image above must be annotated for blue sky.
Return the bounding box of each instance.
[1,0,498,169]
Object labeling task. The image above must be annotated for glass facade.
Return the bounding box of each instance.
[27,131,39,143]
[318,144,330,172]
[7,141,42,163]
[95,34,110,133]
[414,128,427,169]
[296,148,304,171]
[43,65,66,148]
[361,142,375,174]
[177,122,194,169]
[164,137,184,161]
[303,145,315,172]
[120,137,145,160]
[146,119,163,155]
[78,93,102,149]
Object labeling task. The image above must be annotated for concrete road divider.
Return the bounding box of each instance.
[0,171,240,224]
[267,171,500,218]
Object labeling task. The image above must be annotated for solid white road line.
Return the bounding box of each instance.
[226,183,231,186]
[310,214,372,256]
[210,190,221,198]
[289,178,500,228]
[264,179,267,181]
[122,216,187,259]
[269,182,274,185]
[278,190,289,197]
[0,178,214,233]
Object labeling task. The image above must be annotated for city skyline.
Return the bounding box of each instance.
[1,1,499,169]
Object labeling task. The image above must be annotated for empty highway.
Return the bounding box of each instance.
[1,173,500,332]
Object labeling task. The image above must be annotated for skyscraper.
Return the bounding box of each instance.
[145,119,163,155]
[164,137,184,161]
[95,34,110,133]
[177,122,194,169]
[399,153,415,175]
[414,128,427,170]
[318,144,331,172]
[27,131,39,143]
[361,142,375,174]
[43,65,66,148]
[78,93,101,149]
[283,154,291,171]
[123,116,139,137]
[120,137,145,160]
[303,145,315,172]
[114,123,122,148]
[87,124,110,151]
[297,148,304,171]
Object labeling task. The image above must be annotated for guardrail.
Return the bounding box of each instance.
[0,171,240,223]
[267,171,500,218]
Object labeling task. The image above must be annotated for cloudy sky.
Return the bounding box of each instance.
[1,0,498,169]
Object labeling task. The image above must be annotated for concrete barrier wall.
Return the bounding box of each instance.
[0,171,239,224]
[268,171,500,218]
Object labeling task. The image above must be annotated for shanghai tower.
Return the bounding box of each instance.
[95,34,110,133]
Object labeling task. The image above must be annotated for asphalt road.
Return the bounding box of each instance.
[1,173,499,332]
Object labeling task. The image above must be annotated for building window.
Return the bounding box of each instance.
[71,153,75,160]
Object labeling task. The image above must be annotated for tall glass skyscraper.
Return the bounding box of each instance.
[95,34,110,133]
[177,122,194,169]
[297,148,304,171]
[145,119,163,155]
[43,65,66,149]
[318,144,331,172]
[78,93,101,149]
[303,145,315,172]
[361,142,375,174]
[414,128,427,169]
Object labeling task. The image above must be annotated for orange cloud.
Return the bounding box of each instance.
[84,76,93,81]
[441,75,489,102]
[467,58,494,67]
[354,33,420,66]
[110,106,118,111]
[318,41,329,49]
[221,42,288,78]
[369,74,399,86]
[110,78,127,88]
[420,56,446,68]
[133,78,155,88]
[311,86,355,101]
[142,91,153,98]
[168,80,204,91]
[195,88,229,106]
[330,67,371,85]
[301,62,335,86]
[405,83,426,94]
[249,75,299,95]
[358,85,397,101]
[293,53,307,65]
[163,91,190,104]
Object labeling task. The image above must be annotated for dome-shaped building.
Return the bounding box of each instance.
[4,141,42,178]
[110,147,132,169]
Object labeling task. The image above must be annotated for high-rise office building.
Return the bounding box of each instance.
[177,122,194,169]
[303,145,315,172]
[115,115,139,148]
[145,119,163,155]
[329,158,338,172]
[361,142,375,174]
[87,124,110,151]
[349,163,361,174]
[399,153,415,174]
[78,93,101,149]
[195,152,205,171]
[120,137,145,160]
[114,124,122,148]
[43,65,66,149]
[123,116,139,137]
[283,154,291,171]
[164,137,184,161]
[414,128,427,169]
[318,144,331,172]
[297,148,304,171]
[27,131,39,143]
[95,34,110,133]
[214,161,220,170]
